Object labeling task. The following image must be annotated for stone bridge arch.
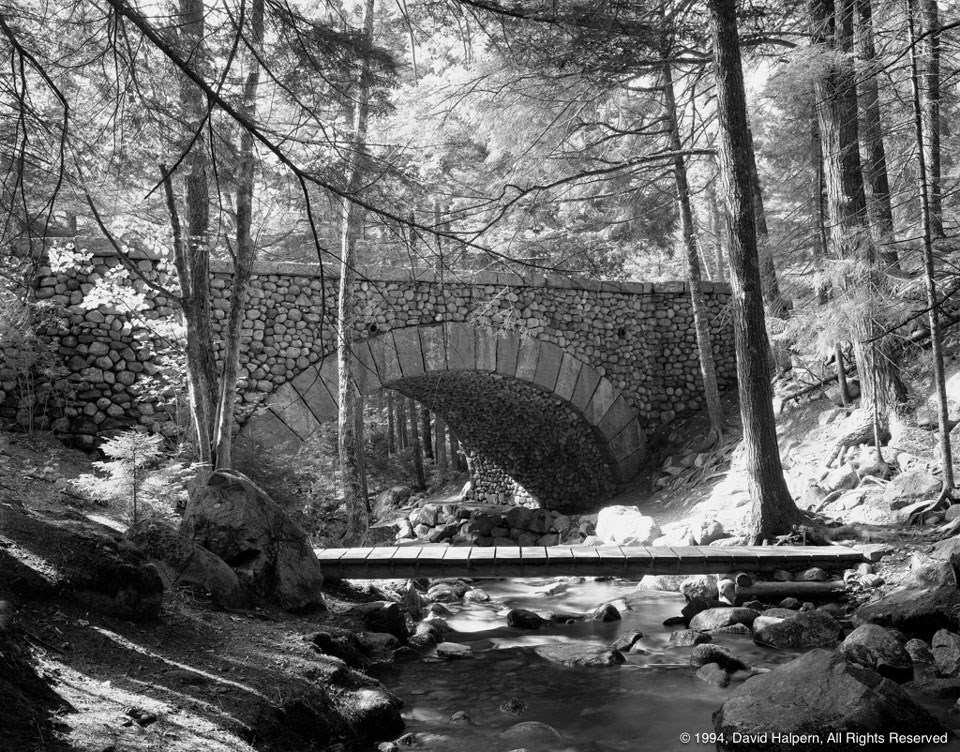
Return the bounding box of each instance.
[238,322,646,510]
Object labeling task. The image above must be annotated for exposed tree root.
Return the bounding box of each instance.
[826,417,890,467]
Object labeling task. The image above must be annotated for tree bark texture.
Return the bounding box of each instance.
[746,127,786,318]
[920,0,943,237]
[854,0,899,271]
[908,0,953,492]
[811,0,906,416]
[175,0,217,466]
[436,414,448,472]
[214,0,263,469]
[338,0,375,543]
[709,0,803,542]
[407,397,426,490]
[421,408,433,461]
[662,62,725,444]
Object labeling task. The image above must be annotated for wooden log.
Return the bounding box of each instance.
[738,580,847,600]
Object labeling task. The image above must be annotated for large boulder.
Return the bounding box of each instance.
[932,629,960,677]
[595,505,660,546]
[883,470,941,511]
[180,470,325,612]
[713,650,948,751]
[126,518,243,608]
[837,625,913,683]
[753,610,843,650]
[0,506,163,621]
[853,556,960,638]
[689,607,759,632]
[372,486,412,521]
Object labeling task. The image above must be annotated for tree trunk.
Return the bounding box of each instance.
[436,414,448,472]
[172,0,217,467]
[338,0,375,544]
[213,0,263,469]
[450,430,465,472]
[397,395,408,450]
[662,61,725,444]
[706,177,727,281]
[386,390,396,455]
[920,0,943,238]
[855,0,900,271]
[811,109,830,305]
[747,128,786,318]
[708,0,804,542]
[408,397,426,490]
[421,408,433,461]
[812,0,906,417]
[908,0,953,493]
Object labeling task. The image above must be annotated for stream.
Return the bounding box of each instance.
[382,577,960,752]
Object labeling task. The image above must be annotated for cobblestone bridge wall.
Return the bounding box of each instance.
[0,242,735,510]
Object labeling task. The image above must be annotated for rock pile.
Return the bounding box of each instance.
[387,501,596,547]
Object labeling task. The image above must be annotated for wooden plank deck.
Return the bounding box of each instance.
[314,544,868,580]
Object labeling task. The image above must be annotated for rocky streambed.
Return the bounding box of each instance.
[340,573,960,752]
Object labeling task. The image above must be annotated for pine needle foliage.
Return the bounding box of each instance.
[73,430,193,524]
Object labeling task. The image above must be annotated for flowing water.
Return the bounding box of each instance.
[381,577,960,752]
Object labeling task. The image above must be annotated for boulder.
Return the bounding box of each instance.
[906,637,934,666]
[669,629,712,647]
[534,644,625,667]
[713,650,947,749]
[853,558,960,638]
[507,608,545,629]
[838,625,913,683]
[883,470,941,510]
[352,602,409,641]
[595,505,660,546]
[436,642,472,659]
[611,630,645,652]
[591,603,621,622]
[0,506,163,621]
[126,518,242,608]
[822,464,859,493]
[372,486,412,521]
[754,610,843,650]
[690,644,748,673]
[679,574,718,602]
[689,607,759,632]
[697,519,726,546]
[932,629,960,677]
[500,721,564,744]
[307,630,365,668]
[180,470,324,612]
[697,663,731,688]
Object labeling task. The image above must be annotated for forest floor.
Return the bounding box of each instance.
[1,365,957,751]
[0,432,409,752]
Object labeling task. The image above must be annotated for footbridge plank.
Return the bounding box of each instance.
[314,545,867,580]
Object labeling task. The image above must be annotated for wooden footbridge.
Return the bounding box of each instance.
[314,544,869,580]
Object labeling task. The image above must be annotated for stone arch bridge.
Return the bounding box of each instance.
[11,247,735,511]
